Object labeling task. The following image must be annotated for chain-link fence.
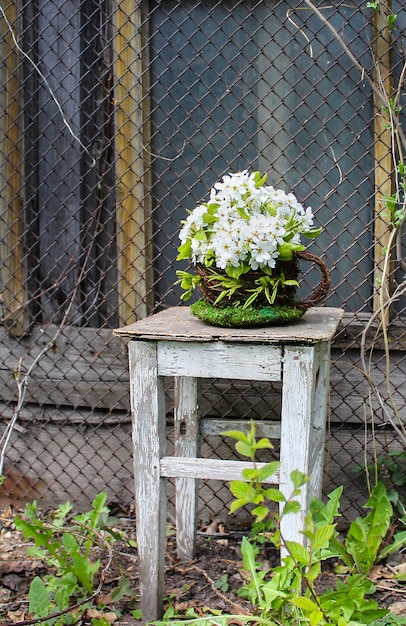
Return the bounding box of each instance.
[0,0,405,521]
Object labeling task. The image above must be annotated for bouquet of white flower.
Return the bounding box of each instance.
[177,170,320,274]
[176,170,327,322]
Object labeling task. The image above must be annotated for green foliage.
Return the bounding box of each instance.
[150,426,405,626]
[242,272,300,309]
[174,270,202,301]
[214,574,229,593]
[343,483,406,574]
[221,424,401,626]
[354,449,406,519]
[371,617,406,626]
[14,492,134,625]
[176,264,301,308]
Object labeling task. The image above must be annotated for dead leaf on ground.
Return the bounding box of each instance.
[87,608,118,623]
[369,565,388,581]
[0,559,43,575]
[205,519,220,534]
[388,601,406,616]
[6,609,26,623]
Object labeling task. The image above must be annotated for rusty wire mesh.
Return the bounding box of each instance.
[0,0,405,521]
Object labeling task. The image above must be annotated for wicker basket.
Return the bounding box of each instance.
[195,251,330,310]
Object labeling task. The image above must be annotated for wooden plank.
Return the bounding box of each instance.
[0,418,134,509]
[129,340,166,622]
[0,322,404,421]
[174,377,200,560]
[0,0,30,336]
[115,306,344,344]
[200,418,281,439]
[334,313,406,351]
[158,341,282,381]
[0,414,401,522]
[372,1,394,318]
[160,457,279,483]
[0,324,130,410]
[36,0,83,323]
[279,345,320,545]
[0,325,128,377]
[114,0,153,325]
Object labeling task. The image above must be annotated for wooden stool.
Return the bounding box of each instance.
[115,306,343,622]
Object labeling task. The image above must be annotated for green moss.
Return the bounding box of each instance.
[190,299,306,328]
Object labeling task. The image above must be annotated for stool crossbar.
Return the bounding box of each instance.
[115,306,343,622]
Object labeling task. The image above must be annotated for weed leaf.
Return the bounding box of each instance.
[29,576,50,618]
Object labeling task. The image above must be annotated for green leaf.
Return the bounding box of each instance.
[251,505,269,522]
[286,541,310,564]
[111,576,138,601]
[54,572,78,610]
[310,486,343,526]
[176,240,192,260]
[312,525,336,552]
[277,244,294,261]
[309,609,324,626]
[237,206,250,220]
[243,289,261,309]
[225,264,245,279]
[221,430,250,443]
[302,227,323,239]
[345,483,392,574]
[263,487,286,502]
[14,516,52,550]
[235,440,253,458]
[52,501,73,527]
[242,468,261,482]
[29,576,51,618]
[258,461,280,482]
[253,171,267,187]
[62,532,79,552]
[283,500,301,515]
[202,211,218,225]
[229,480,256,502]
[240,537,264,605]
[290,596,319,612]
[378,530,406,561]
[290,470,310,489]
[254,437,274,450]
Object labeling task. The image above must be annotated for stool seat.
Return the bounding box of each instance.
[115,305,343,622]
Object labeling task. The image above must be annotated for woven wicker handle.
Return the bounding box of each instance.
[295,251,331,310]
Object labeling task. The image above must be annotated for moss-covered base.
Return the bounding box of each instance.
[190,299,306,328]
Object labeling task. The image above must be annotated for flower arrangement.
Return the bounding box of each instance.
[176,170,323,315]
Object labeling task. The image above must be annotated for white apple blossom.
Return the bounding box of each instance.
[178,170,319,272]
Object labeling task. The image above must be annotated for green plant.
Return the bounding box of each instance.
[221,425,398,626]
[14,492,134,626]
[215,574,230,593]
[311,482,406,576]
[151,426,406,626]
[354,450,406,519]
[371,617,406,626]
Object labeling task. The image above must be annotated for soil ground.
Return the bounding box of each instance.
[0,505,405,625]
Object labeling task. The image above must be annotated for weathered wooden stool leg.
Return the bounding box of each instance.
[279,345,319,549]
[174,376,200,561]
[129,341,166,622]
[308,341,330,500]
